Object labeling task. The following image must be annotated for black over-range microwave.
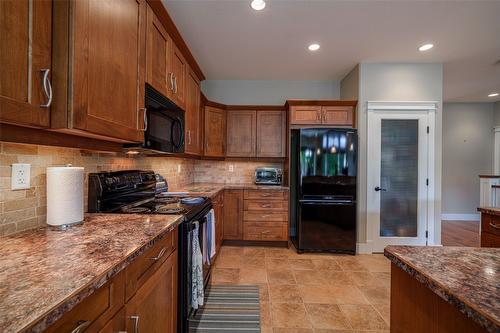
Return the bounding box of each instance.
[125,84,184,154]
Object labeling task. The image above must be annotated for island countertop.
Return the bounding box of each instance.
[0,213,183,333]
[384,246,500,333]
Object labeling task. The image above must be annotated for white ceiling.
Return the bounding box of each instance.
[163,0,500,102]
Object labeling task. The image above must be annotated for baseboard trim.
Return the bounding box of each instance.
[441,213,480,221]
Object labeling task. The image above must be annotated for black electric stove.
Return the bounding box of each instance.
[87,170,211,221]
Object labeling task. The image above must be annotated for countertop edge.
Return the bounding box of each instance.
[23,216,183,333]
[477,207,500,216]
[384,248,499,333]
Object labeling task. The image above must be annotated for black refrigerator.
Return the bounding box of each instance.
[290,128,358,254]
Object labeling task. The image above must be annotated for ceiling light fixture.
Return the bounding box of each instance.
[251,0,266,11]
[418,43,434,51]
[488,92,499,97]
[308,43,320,51]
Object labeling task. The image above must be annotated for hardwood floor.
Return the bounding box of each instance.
[441,220,480,247]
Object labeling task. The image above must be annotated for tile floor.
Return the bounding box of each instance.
[211,245,391,333]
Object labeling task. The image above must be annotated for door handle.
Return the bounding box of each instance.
[40,69,53,108]
[138,108,147,131]
[129,315,139,333]
[374,186,387,192]
[168,73,174,91]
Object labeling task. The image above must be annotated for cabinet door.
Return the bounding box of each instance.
[214,192,224,250]
[146,4,171,98]
[226,110,256,157]
[223,190,243,240]
[171,44,187,110]
[322,106,354,126]
[290,106,321,125]
[126,250,177,333]
[185,68,201,155]
[72,0,146,142]
[204,106,225,157]
[0,0,51,127]
[256,110,286,157]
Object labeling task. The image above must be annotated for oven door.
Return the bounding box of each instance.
[144,107,184,153]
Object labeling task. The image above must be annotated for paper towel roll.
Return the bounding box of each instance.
[46,166,84,227]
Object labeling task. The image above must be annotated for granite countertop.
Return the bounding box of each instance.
[0,213,184,333]
[177,182,289,198]
[384,246,500,333]
[478,207,500,216]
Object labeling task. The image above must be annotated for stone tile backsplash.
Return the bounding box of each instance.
[0,142,283,236]
[0,142,195,236]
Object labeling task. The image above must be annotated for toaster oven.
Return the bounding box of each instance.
[255,167,282,185]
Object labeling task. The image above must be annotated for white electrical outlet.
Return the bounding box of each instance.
[177,164,181,173]
[11,163,31,190]
[229,164,234,172]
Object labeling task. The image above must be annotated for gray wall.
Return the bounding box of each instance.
[352,62,444,247]
[340,65,359,100]
[442,103,494,216]
[495,101,500,126]
[201,80,340,105]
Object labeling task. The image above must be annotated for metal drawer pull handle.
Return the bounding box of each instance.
[129,315,139,333]
[261,204,272,208]
[138,108,147,131]
[174,76,178,94]
[40,69,53,108]
[70,320,91,333]
[489,222,500,229]
[261,193,273,197]
[169,73,174,91]
[261,230,271,234]
[149,247,167,261]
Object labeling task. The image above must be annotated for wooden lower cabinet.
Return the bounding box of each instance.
[126,250,178,333]
[479,212,500,247]
[45,229,178,333]
[213,190,224,252]
[391,263,486,333]
[223,190,243,240]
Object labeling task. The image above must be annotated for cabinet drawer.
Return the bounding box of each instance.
[126,228,177,300]
[481,214,500,237]
[244,223,287,241]
[244,189,288,200]
[45,271,125,333]
[244,200,287,211]
[481,231,500,248]
[244,211,288,222]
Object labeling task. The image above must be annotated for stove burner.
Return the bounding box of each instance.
[155,197,179,204]
[155,205,186,214]
[123,207,151,214]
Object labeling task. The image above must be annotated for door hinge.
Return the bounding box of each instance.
[426,178,429,186]
[425,230,429,238]
[427,126,430,134]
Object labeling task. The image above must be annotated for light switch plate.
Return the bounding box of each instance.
[229,164,234,172]
[11,163,30,190]
[177,164,181,173]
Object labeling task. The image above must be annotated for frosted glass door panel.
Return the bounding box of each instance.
[380,119,418,237]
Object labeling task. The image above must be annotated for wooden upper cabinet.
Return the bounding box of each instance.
[290,106,321,125]
[322,106,354,126]
[256,110,286,157]
[204,106,225,157]
[126,251,177,333]
[170,45,187,110]
[226,110,257,157]
[223,190,243,240]
[288,102,356,127]
[52,0,146,142]
[185,68,201,155]
[146,4,171,97]
[0,0,52,127]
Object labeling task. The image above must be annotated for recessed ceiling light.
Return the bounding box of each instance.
[418,43,434,51]
[308,43,320,51]
[251,0,266,11]
[488,93,499,97]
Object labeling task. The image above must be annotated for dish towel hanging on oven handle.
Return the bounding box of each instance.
[191,221,204,309]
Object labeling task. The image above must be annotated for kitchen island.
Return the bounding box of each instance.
[385,246,499,333]
[0,213,183,333]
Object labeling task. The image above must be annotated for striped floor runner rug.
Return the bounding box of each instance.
[189,285,261,333]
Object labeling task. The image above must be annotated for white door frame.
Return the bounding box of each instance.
[366,101,437,252]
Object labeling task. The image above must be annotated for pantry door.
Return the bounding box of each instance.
[367,102,436,252]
